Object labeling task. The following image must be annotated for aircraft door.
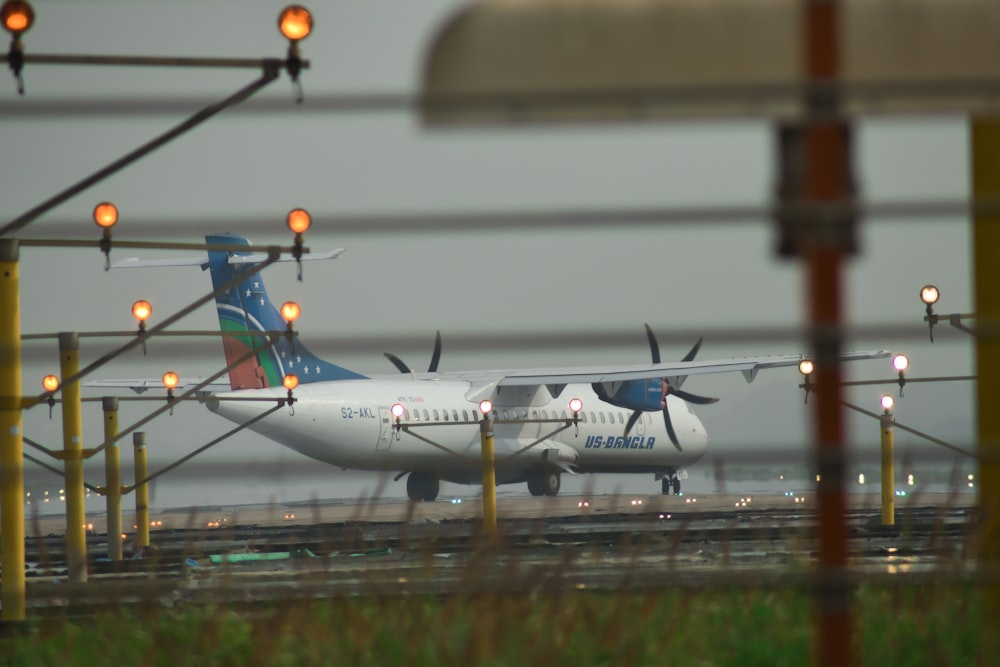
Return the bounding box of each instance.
[636,413,646,436]
[376,407,393,450]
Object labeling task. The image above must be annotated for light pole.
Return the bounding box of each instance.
[879,394,895,527]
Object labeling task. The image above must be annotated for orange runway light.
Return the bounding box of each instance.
[287,208,311,234]
[279,5,312,42]
[1,1,34,35]
[92,201,118,229]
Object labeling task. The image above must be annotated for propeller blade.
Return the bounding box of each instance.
[671,388,719,405]
[428,330,442,372]
[644,323,661,364]
[623,410,642,439]
[681,337,703,363]
[662,408,682,451]
[383,353,411,374]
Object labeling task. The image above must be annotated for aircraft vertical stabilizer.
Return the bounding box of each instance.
[205,233,367,389]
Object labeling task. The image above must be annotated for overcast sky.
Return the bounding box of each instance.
[1,1,977,508]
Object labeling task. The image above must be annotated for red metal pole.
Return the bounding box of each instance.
[804,2,852,666]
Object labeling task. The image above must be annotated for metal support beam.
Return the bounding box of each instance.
[58,333,87,584]
[0,239,25,623]
[102,397,122,561]
[1,65,281,237]
[972,117,1000,661]
[133,432,150,550]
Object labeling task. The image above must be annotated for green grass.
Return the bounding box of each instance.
[0,585,980,667]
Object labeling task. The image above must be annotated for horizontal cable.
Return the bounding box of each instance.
[15,323,974,361]
[10,199,987,240]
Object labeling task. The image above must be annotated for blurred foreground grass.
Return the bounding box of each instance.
[0,584,977,666]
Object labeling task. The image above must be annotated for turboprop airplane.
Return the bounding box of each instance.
[107,233,889,501]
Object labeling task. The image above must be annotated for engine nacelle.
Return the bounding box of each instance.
[592,378,668,412]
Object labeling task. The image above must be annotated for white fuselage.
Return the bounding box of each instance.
[207,377,708,485]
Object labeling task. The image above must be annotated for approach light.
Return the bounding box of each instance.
[391,403,405,419]
[162,372,179,390]
[479,400,493,415]
[287,208,311,234]
[132,300,152,324]
[892,354,909,372]
[278,5,312,42]
[282,374,299,390]
[798,360,814,376]
[920,284,940,306]
[881,394,895,412]
[280,301,301,323]
[1,1,34,35]
[568,397,583,413]
[41,374,58,392]
[92,201,118,229]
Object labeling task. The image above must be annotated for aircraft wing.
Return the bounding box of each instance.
[444,350,891,402]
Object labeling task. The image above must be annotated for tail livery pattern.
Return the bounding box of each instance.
[205,233,367,390]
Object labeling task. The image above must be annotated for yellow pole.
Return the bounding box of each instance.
[0,239,25,622]
[59,332,87,584]
[133,432,150,550]
[479,416,497,536]
[972,118,1000,660]
[102,397,122,561]
[880,410,895,526]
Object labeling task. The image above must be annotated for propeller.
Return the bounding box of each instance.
[624,323,718,451]
[384,331,442,373]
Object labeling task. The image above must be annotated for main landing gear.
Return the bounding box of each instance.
[406,472,440,502]
[526,468,561,497]
[661,470,681,496]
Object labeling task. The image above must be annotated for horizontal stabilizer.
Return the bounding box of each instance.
[112,249,345,270]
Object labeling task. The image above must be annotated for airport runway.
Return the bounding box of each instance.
[19,491,975,613]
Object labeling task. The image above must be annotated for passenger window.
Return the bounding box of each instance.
[432,409,439,421]
[542,410,549,419]
[423,410,430,421]
[580,412,587,423]
[600,412,606,424]
[442,410,449,421]
[462,410,469,421]
[618,413,624,424]
[452,410,459,421]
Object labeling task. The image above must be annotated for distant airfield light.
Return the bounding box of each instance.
[280,301,301,323]
[161,371,179,390]
[92,201,118,229]
[892,355,909,372]
[920,284,940,306]
[880,394,895,412]
[390,403,405,419]
[41,374,59,392]
[278,5,312,42]
[798,360,814,376]
[1,1,34,35]
[286,208,311,234]
[858,473,866,485]
[568,397,583,413]
[479,399,493,415]
[283,374,299,391]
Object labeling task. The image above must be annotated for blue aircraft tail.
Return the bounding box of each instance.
[205,233,367,390]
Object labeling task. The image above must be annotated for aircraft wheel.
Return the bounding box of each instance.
[542,469,561,496]
[407,473,439,502]
[527,473,545,497]
[661,478,671,495]
[672,478,681,495]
